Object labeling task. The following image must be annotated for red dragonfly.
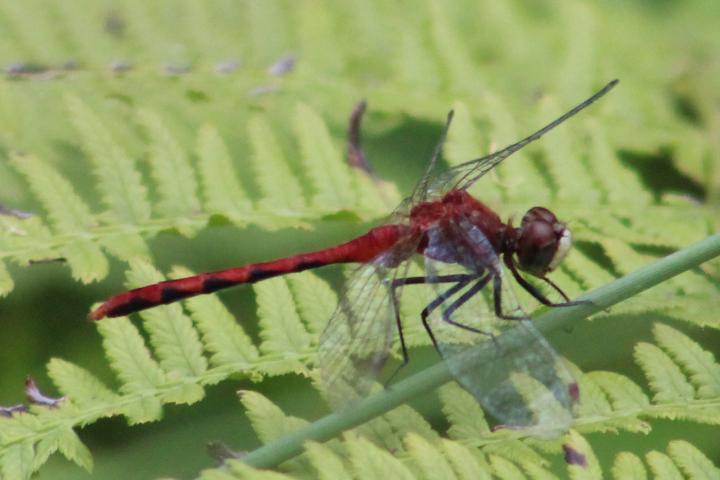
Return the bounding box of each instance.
[92,80,617,436]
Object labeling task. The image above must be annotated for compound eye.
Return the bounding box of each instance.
[521,207,557,227]
[516,220,558,276]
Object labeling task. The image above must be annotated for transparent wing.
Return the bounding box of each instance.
[423,217,576,437]
[318,246,414,410]
[422,80,619,199]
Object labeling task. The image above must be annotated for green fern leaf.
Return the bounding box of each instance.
[538,98,599,206]
[488,454,528,479]
[293,102,356,212]
[563,430,601,479]
[354,414,403,454]
[0,215,49,271]
[612,452,647,480]
[46,358,118,407]
[196,124,253,219]
[247,115,308,218]
[304,441,352,480]
[170,265,259,369]
[427,2,478,95]
[652,323,720,398]
[574,369,615,421]
[285,272,338,336]
[240,390,308,444]
[405,432,456,479]
[54,428,93,474]
[585,371,651,432]
[31,429,62,473]
[634,342,695,403]
[0,442,33,480]
[438,382,490,440]
[9,152,107,282]
[255,277,313,375]
[646,450,684,480]
[96,317,166,423]
[440,439,492,480]
[583,119,652,206]
[124,260,208,382]
[519,460,559,480]
[344,434,415,480]
[666,440,720,479]
[136,109,201,225]
[445,101,484,165]
[65,95,151,225]
[385,405,439,444]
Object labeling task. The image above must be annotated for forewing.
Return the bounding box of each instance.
[425,149,510,199]
[423,217,576,437]
[422,80,619,199]
[318,249,413,410]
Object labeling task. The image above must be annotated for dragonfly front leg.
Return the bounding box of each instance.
[502,253,589,308]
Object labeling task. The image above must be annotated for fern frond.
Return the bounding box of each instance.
[0,97,389,294]
[6,271,720,477]
[1,3,719,478]
[236,231,720,470]
[200,386,720,479]
[3,233,694,476]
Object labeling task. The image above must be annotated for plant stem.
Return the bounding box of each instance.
[242,233,720,469]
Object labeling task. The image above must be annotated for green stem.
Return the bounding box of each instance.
[243,233,720,469]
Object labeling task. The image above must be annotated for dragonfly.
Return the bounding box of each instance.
[92,79,618,436]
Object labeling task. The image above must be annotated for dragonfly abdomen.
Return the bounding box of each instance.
[90,224,407,320]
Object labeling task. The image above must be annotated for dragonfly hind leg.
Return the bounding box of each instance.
[385,274,475,386]
[435,275,496,341]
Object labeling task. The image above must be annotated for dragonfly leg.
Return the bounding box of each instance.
[438,275,495,339]
[540,276,592,307]
[503,253,589,308]
[385,274,475,384]
[419,280,473,352]
[493,273,526,321]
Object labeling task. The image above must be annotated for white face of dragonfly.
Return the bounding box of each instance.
[547,228,572,272]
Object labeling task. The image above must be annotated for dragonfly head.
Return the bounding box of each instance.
[514,207,571,277]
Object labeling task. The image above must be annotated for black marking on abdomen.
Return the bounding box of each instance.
[203,277,238,293]
[109,297,157,317]
[161,287,195,303]
[248,269,283,282]
[296,260,325,270]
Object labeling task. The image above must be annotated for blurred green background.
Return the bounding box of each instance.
[0,0,719,478]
